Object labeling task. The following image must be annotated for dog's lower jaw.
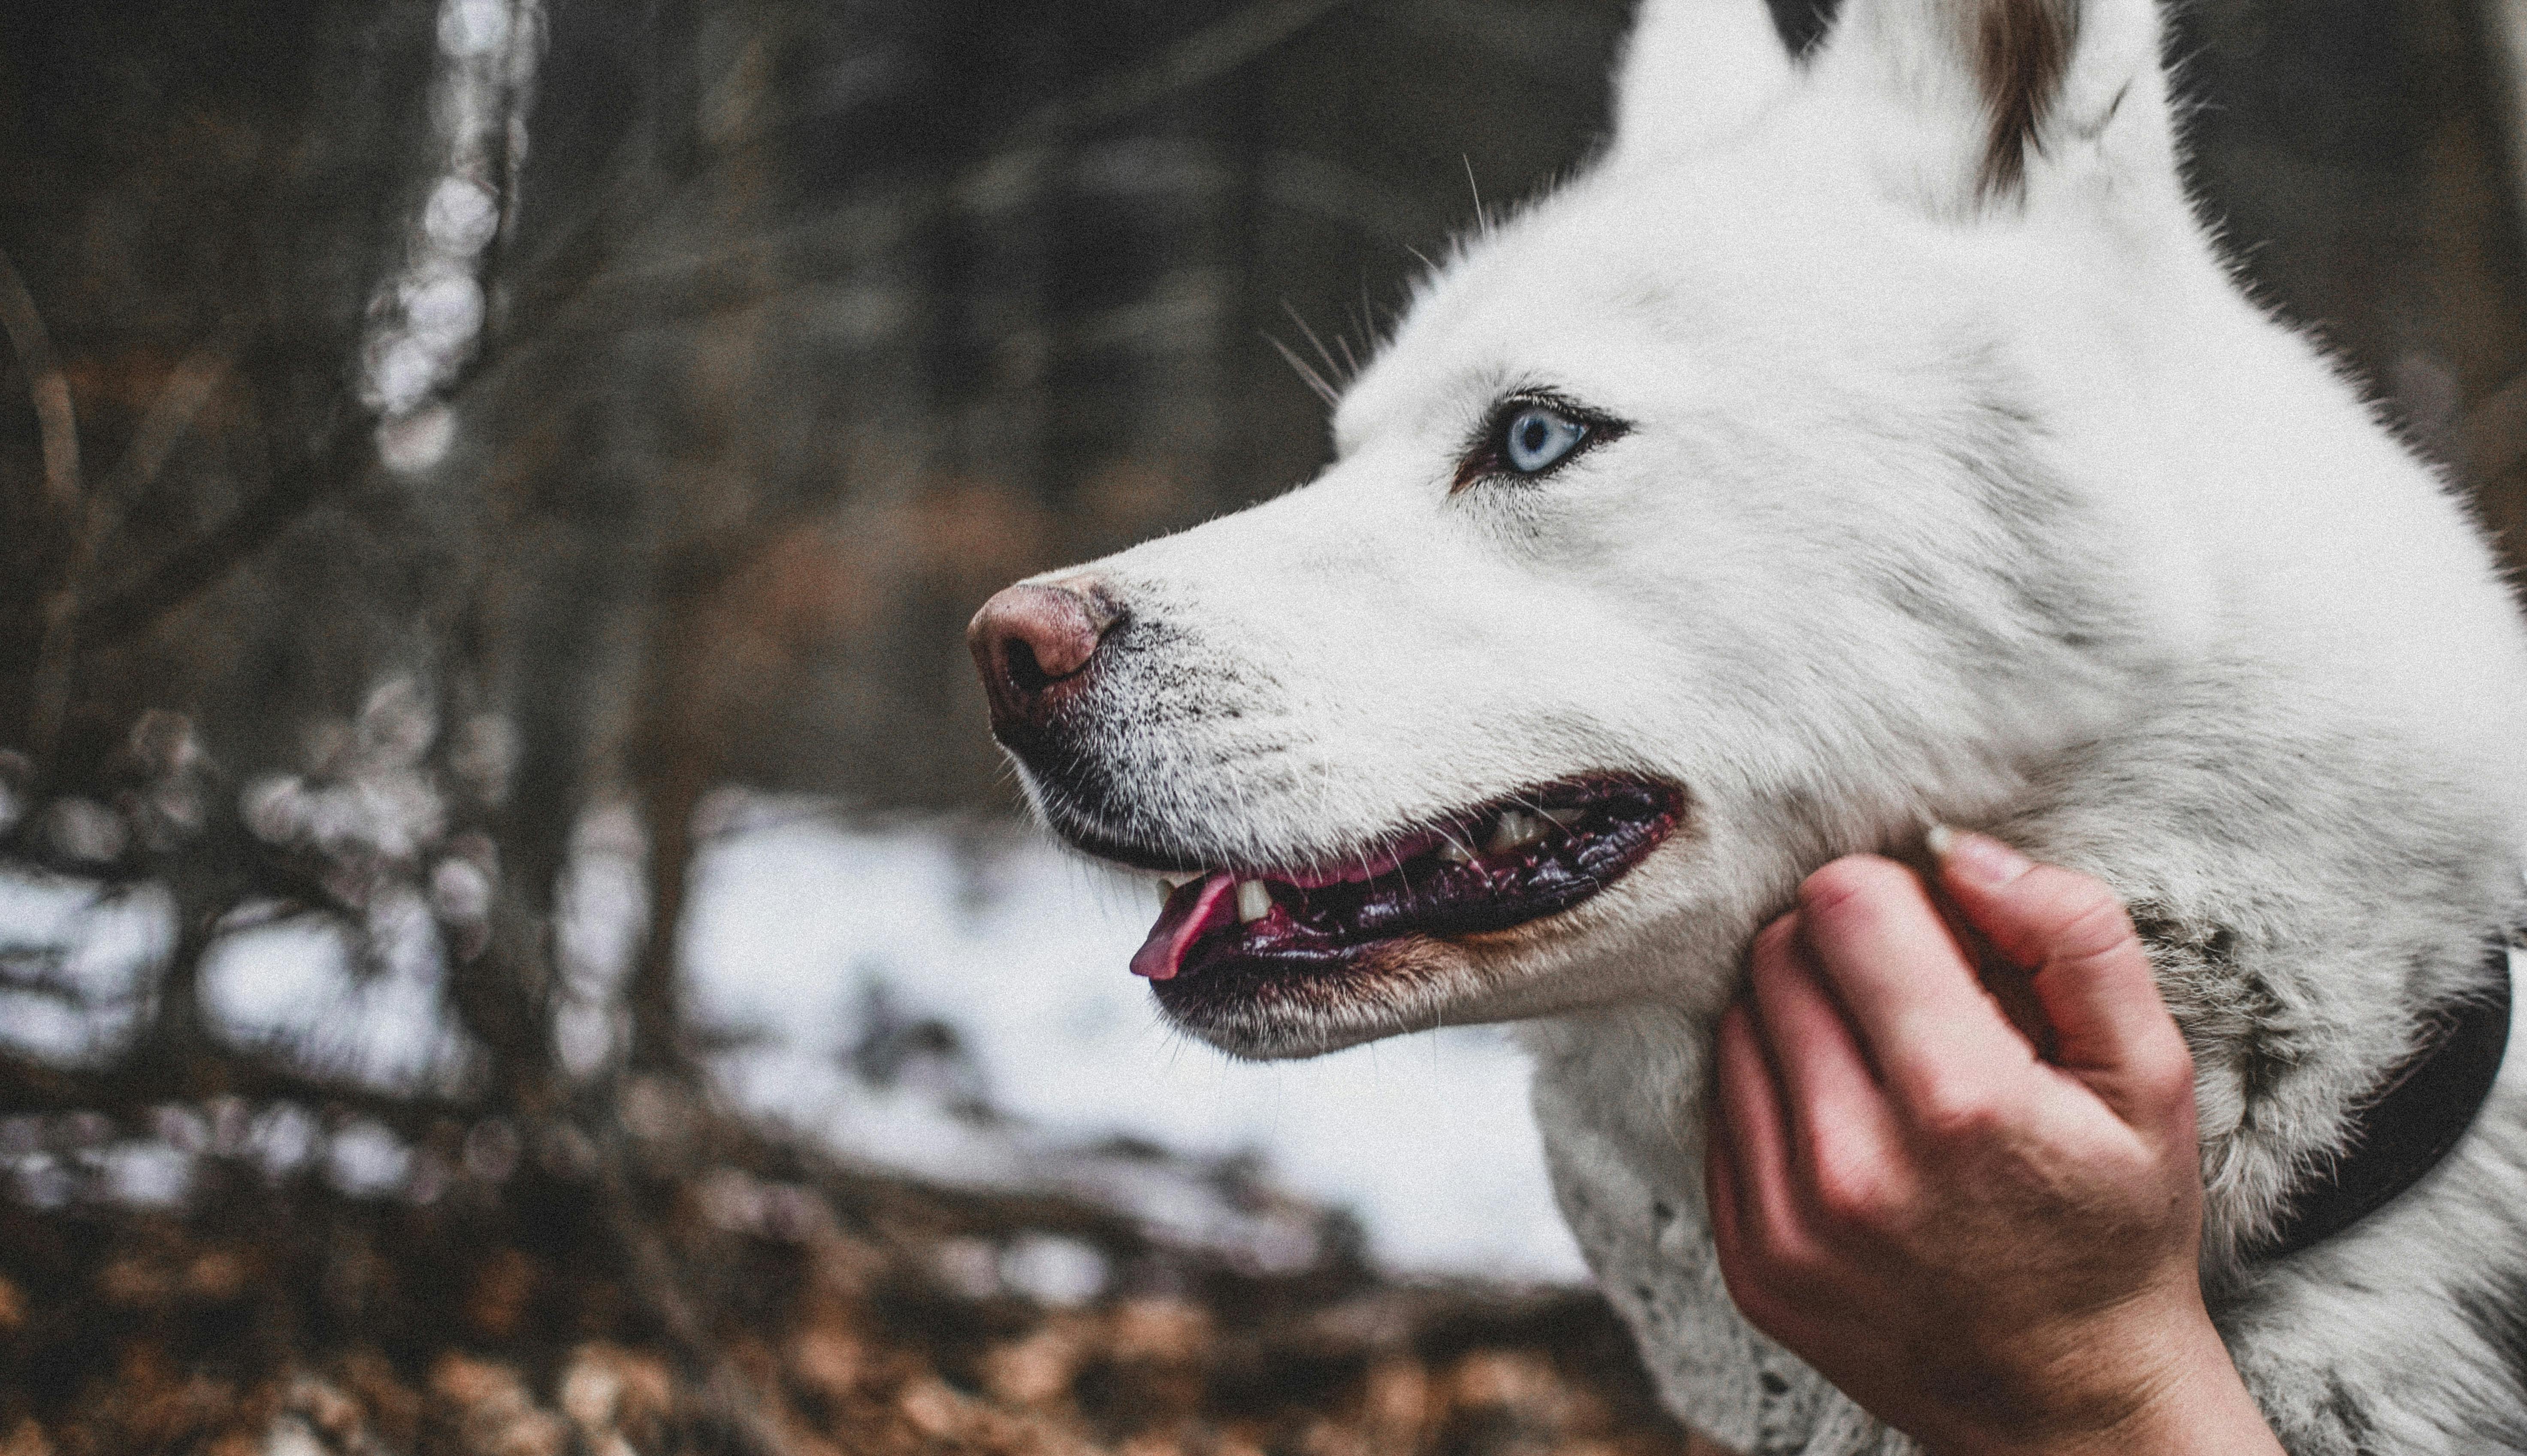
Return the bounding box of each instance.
[1152,934,1470,1061]
[1152,907,1699,1061]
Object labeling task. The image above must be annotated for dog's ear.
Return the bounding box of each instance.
[1812,0,2179,214]
[1608,0,1800,166]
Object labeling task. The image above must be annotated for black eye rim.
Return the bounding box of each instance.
[1451,390,1630,494]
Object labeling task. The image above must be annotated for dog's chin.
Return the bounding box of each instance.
[1040,773,1691,1059]
[1147,918,1618,1060]
[1149,933,1477,1060]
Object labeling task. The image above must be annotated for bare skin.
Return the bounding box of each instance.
[1703,831,2288,1456]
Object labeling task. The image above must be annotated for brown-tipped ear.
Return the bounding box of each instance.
[1817,0,2175,214]
[1973,0,2077,198]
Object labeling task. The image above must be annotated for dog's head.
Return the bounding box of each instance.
[973,0,2219,1059]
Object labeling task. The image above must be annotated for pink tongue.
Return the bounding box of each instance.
[1131,873,1237,981]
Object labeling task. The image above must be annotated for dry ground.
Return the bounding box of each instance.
[0,1086,1702,1456]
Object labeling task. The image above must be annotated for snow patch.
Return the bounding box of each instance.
[680,810,1584,1281]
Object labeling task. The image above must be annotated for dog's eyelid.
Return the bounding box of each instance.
[1491,386,1589,419]
[1491,389,1626,438]
[1448,395,1632,495]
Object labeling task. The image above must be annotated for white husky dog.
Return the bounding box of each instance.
[969,0,2527,1449]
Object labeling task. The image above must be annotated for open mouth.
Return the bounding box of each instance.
[1125,776,1686,986]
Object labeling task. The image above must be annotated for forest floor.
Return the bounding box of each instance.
[0,1084,1697,1456]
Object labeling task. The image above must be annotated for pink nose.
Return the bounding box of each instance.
[968,580,1121,734]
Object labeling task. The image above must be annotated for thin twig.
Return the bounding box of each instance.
[24,331,243,762]
[103,336,239,505]
[78,409,369,650]
[0,246,80,518]
[0,247,86,760]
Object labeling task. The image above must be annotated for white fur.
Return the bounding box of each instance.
[999,1,2527,1448]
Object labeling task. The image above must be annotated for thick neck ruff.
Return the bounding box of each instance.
[2253,941,2514,1262]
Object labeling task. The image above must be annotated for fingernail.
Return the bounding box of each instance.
[1927,825,2033,888]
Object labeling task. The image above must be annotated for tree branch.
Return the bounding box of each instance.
[76,407,371,651]
[0,246,87,758]
[19,331,245,763]
[0,246,80,519]
[101,335,239,505]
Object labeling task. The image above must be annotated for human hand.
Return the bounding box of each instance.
[1705,831,2284,1456]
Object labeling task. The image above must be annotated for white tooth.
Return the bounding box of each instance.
[1158,878,1179,908]
[1237,879,1273,924]
[1542,807,1585,829]
[1438,839,1475,864]
[1487,810,1545,855]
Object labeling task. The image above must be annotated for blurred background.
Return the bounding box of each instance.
[0,0,2521,1451]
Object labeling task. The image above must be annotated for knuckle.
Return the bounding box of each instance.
[1912,1078,2006,1143]
[2137,1040,2198,1106]
[1746,1201,1820,1276]
[2047,890,2140,967]
[1749,915,1802,974]
[1807,1148,1896,1228]
[1799,854,1910,945]
[1796,855,1910,921]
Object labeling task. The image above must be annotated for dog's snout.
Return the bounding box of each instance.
[969,580,1122,734]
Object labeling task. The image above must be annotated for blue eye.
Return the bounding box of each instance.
[1503,406,1588,474]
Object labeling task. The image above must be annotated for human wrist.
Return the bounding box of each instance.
[1927,1308,2279,1456]
[2058,1333,2282,1456]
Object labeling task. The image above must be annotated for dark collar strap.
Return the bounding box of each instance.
[2256,939,2513,1262]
